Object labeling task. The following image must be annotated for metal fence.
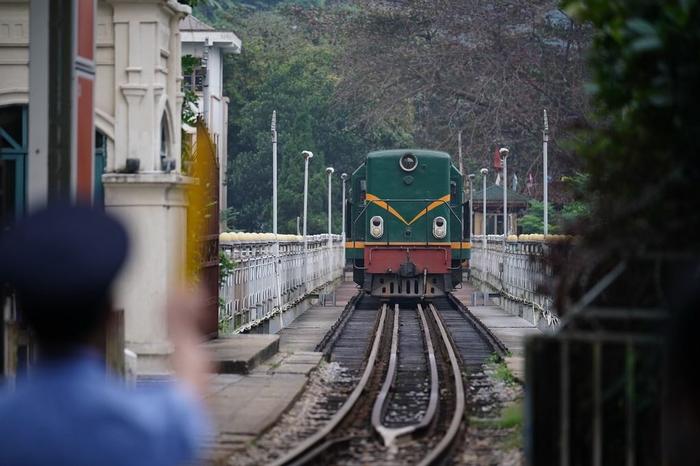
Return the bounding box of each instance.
[527,308,666,466]
[470,235,558,328]
[219,234,344,334]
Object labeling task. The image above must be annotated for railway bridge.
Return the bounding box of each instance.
[216,232,555,336]
[211,230,662,466]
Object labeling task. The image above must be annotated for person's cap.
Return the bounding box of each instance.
[0,203,129,300]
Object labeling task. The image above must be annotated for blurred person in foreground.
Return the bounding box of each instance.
[0,204,211,466]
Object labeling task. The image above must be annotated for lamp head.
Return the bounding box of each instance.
[302,150,314,160]
[326,167,335,176]
[468,173,475,180]
[499,147,509,159]
[480,168,489,175]
[341,173,348,181]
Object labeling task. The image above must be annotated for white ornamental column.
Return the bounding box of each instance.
[104,0,191,374]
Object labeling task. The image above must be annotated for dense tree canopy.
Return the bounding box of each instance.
[331,0,592,184]
[206,8,410,232]
[194,0,592,232]
[561,0,700,254]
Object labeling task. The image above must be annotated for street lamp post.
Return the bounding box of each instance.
[468,173,475,242]
[301,151,313,291]
[499,148,509,249]
[326,167,335,281]
[543,109,549,237]
[271,111,282,319]
[480,168,488,249]
[341,173,348,242]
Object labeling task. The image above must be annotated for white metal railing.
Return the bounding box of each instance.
[470,235,559,327]
[219,234,344,334]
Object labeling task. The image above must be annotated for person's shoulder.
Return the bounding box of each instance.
[1,379,207,466]
[102,379,210,447]
[0,383,36,423]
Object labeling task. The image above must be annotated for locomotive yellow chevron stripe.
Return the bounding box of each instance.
[365,193,409,224]
[365,193,450,225]
[407,194,451,225]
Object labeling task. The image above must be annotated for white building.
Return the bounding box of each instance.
[0,0,205,375]
[180,16,240,229]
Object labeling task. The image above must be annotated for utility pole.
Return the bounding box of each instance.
[480,168,488,249]
[468,173,475,242]
[458,131,465,191]
[499,148,509,250]
[301,151,313,292]
[326,167,335,283]
[271,111,282,322]
[341,173,348,242]
[543,109,549,237]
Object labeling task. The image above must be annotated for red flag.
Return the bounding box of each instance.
[492,148,502,171]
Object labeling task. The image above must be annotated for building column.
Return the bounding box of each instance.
[105,0,191,374]
[104,173,189,374]
[27,0,49,210]
[220,96,229,230]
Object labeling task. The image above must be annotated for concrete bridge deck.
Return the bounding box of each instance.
[203,280,359,461]
[452,282,542,379]
[204,277,539,460]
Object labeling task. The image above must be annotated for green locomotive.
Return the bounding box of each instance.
[345,149,471,298]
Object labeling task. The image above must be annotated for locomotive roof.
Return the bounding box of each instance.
[367,149,451,160]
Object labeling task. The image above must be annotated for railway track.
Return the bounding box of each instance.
[271,293,498,466]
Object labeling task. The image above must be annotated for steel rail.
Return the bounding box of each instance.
[371,303,439,447]
[447,293,507,357]
[270,304,388,466]
[419,303,466,466]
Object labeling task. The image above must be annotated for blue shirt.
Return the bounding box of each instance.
[0,351,208,466]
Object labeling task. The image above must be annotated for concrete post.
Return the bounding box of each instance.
[326,167,334,283]
[272,111,282,321]
[480,168,488,255]
[543,109,549,237]
[499,148,509,249]
[341,173,348,241]
[468,173,475,242]
[301,151,313,292]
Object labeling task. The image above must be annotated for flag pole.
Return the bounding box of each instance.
[272,111,283,326]
[543,109,549,237]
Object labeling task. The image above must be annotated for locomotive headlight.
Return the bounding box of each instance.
[433,216,447,239]
[370,216,384,238]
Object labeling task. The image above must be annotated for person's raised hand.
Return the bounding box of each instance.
[166,286,213,398]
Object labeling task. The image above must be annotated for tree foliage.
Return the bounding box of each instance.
[561,0,700,255]
[193,0,594,233]
[330,0,592,183]
[214,9,411,232]
[520,200,557,234]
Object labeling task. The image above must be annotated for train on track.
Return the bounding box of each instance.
[345,149,471,298]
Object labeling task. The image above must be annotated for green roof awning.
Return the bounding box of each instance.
[472,184,530,205]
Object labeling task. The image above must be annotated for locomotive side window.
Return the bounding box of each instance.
[360,179,367,204]
[450,181,458,204]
